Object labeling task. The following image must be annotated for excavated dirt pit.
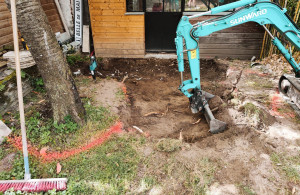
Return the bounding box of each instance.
[98,58,230,143]
[72,57,300,194]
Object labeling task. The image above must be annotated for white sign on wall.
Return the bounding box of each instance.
[74,0,82,45]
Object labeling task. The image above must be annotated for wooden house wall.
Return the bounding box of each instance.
[89,0,145,58]
[0,0,65,49]
[40,0,65,33]
[0,0,13,48]
[191,16,264,59]
[89,3,263,59]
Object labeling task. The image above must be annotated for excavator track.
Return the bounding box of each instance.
[278,74,300,116]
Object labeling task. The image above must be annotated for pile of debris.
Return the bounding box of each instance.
[3,50,35,69]
[260,54,294,77]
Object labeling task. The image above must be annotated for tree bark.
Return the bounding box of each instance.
[7,0,85,125]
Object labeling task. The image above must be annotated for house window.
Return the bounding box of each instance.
[126,0,143,12]
[146,0,182,12]
[184,0,238,12]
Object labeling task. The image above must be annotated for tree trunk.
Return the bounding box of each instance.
[7,0,85,125]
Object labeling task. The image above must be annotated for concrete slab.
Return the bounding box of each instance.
[145,53,177,59]
[0,120,11,144]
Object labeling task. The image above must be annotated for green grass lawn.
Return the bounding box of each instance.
[0,135,144,194]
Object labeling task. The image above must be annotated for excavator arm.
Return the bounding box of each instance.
[175,0,300,133]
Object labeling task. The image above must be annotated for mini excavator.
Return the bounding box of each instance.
[175,0,300,133]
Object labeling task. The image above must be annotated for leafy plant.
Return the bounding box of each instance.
[0,84,5,91]
[53,115,78,134]
[29,77,45,92]
[24,113,79,148]
[20,71,26,79]
[66,54,89,66]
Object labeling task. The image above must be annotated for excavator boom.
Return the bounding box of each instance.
[175,0,300,133]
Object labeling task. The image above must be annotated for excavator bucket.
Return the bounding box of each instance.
[190,90,227,133]
[208,119,227,134]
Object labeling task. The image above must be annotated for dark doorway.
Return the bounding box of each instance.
[145,0,183,52]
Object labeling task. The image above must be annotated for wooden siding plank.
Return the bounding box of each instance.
[0,11,11,21]
[47,15,61,22]
[41,0,64,33]
[93,32,144,38]
[44,9,60,16]
[90,3,125,9]
[95,48,145,55]
[0,26,12,37]
[41,3,57,10]
[201,54,258,59]
[89,0,123,3]
[40,0,55,4]
[91,15,144,22]
[198,37,263,44]
[0,4,7,12]
[202,32,264,39]
[199,48,260,55]
[0,19,11,29]
[93,27,144,33]
[98,54,145,58]
[90,10,125,16]
[198,43,261,50]
[92,21,144,28]
[93,37,144,43]
[95,43,144,50]
[0,34,13,47]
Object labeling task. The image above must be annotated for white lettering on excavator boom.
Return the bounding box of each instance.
[230,9,267,25]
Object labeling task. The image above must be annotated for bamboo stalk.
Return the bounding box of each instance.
[293,0,300,22]
[260,24,269,59]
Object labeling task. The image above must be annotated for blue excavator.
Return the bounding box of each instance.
[175,0,300,133]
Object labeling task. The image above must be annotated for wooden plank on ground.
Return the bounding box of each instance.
[0,60,7,68]
[82,25,90,53]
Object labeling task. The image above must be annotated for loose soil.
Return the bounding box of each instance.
[71,57,300,194]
